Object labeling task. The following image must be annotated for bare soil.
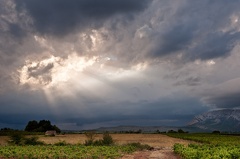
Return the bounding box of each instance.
[121,147,182,159]
[114,134,190,159]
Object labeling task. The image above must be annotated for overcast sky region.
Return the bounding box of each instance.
[1,0,240,130]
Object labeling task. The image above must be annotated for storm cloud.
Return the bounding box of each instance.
[15,0,151,36]
[1,0,240,130]
[202,78,240,108]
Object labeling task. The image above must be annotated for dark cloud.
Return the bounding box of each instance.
[8,23,26,38]
[15,0,151,36]
[1,0,240,130]
[174,77,201,86]
[62,96,207,129]
[205,92,240,108]
[0,87,206,129]
[150,24,195,57]
[141,0,240,61]
[27,63,54,85]
[188,31,240,60]
[202,78,240,108]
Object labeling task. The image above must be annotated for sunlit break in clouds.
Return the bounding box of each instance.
[1,0,240,130]
[19,54,98,88]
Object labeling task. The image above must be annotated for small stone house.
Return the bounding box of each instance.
[45,130,57,136]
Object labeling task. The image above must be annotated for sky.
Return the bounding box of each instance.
[0,0,240,130]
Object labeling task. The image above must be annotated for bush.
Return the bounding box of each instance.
[84,132,114,146]
[24,136,45,145]
[178,129,185,133]
[8,134,45,145]
[8,133,24,145]
[212,130,221,134]
[85,139,94,146]
[125,142,153,150]
[102,132,114,145]
[84,131,96,146]
[54,140,69,146]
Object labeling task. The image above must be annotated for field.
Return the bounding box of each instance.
[39,134,193,147]
[1,133,239,158]
[169,133,240,159]
[0,134,191,158]
[0,145,142,159]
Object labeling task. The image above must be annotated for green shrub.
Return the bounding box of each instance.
[54,140,68,146]
[8,134,45,145]
[85,139,95,146]
[84,131,96,146]
[8,133,25,145]
[24,136,45,145]
[102,132,114,145]
[84,132,114,146]
[125,142,153,150]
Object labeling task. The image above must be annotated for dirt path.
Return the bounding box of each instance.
[121,147,181,159]
[117,134,192,159]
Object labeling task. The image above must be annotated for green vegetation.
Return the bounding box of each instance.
[0,129,43,136]
[125,142,153,151]
[8,134,44,146]
[84,131,114,146]
[174,143,240,159]
[0,119,60,136]
[169,133,240,159]
[0,133,152,158]
[0,145,141,159]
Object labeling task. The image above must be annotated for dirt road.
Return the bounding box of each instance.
[116,134,191,159]
[121,147,181,159]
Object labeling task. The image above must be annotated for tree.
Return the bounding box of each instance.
[53,125,61,133]
[25,120,61,133]
[37,120,52,131]
[25,120,38,132]
[178,129,185,133]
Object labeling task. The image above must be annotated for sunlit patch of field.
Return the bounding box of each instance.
[38,134,194,147]
[0,134,194,146]
[0,136,8,145]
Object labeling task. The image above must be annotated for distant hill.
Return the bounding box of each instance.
[188,108,240,132]
[95,125,202,133]
[96,125,177,133]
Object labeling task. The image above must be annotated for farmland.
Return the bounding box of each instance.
[169,133,240,159]
[1,133,240,158]
[0,145,143,159]
[0,134,191,158]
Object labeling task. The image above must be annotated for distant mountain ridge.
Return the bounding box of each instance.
[94,125,203,133]
[188,108,240,132]
[96,125,179,133]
